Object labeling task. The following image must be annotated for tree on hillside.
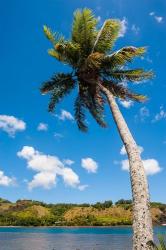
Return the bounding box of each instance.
[40,9,154,249]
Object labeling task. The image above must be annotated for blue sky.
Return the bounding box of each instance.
[0,0,166,204]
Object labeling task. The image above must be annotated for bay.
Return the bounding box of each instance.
[0,226,165,250]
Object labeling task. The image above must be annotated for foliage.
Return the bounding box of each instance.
[148,236,166,250]
[0,198,165,226]
[92,200,113,209]
[115,199,132,205]
[41,8,153,131]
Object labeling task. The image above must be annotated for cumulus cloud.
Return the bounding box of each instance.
[28,172,56,190]
[0,170,15,186]
[152,106,166,122]
[121,159,162,176]
[119,18,128,37]
[17,146,82,190]
[119,100,133,109]
[0,115,26,137]
[119,145,162,176]
[56,110,74,121]
[149,12,163,23]
[81,158,98,173]
[37,123,48,131]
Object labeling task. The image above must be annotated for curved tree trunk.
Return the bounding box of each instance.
[100,84,153,250]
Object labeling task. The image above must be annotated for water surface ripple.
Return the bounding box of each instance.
[0,226,165,250]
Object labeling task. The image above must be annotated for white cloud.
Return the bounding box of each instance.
[54,132,64,139]
[119,18,128,37]
[119,100,133,109]
[97,16,101,22]
[0,115,26,137]
[119,145,162,176]
[78,184,89,191]
[61,168,80,187]
[121,158,162,176]
[28,172,56,190]
[135,106,150,122]
[120,145,144,155]
[152,106,166,122]
[149,12,163,23]
[131,24,140,35]
[140,106,150,120]
[154,16,163,23]
[63,159,75,166]
[0,170,15,186]
[56,110,74,121]
[17,146,82,190]
[81,158,98,173]
[37,123,48,131]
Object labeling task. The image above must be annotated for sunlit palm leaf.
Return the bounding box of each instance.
[72,8,98,55]
[102,47,146,69]
[92,19,121,53]
[110,69,153,82]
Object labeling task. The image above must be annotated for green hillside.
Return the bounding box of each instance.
[0,198,165,226]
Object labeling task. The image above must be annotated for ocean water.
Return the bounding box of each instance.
[0,226,165,250]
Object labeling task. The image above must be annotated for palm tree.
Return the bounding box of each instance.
[40,9,154,249]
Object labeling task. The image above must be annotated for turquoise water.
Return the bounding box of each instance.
[0,227,165,250]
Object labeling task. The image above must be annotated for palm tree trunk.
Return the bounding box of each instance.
[100,84,153,250]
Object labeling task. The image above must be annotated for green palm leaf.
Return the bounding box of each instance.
[40,73,75,112]
[74,95,88,132]
[103,80,147,102]
[72,8,98,55]
[43,25,64,45]
[41,8,154,131]
[110,69,153,82]
[102,47,146,69]
[92,19,121,54]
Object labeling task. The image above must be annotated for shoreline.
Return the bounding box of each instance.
[0,225,132,228]
[0,225,164,228]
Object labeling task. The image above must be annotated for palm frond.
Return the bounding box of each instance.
[43,25,64,45]
[92,19,121,54]
[109,69,154,82]
[86,94,107,128]
[71,8,98,55]
[103,80,147,102]
[102,47,146,69]
[84,52,104,70]
[55,42,81,67]
[47,49,63,61]
[78,86,107,128]
[47,42,81,66]
[40,73,75,112]
[74,95,88,132]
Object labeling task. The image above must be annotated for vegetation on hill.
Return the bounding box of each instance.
[0,198,165,226]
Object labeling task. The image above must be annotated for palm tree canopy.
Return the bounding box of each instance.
[41,8,153,131]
